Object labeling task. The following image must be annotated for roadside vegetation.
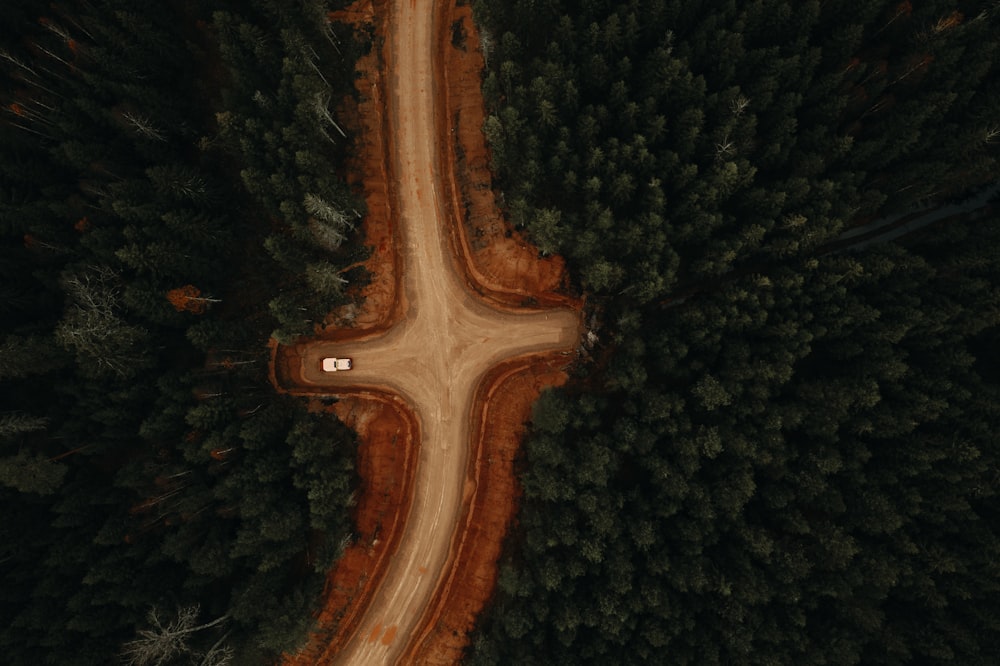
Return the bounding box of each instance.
[469,1,1000,664]
[0,0,365,663]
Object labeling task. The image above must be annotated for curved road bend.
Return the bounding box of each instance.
[298,1,582,663]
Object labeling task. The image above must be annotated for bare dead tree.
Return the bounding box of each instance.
[729,94,751,117]
[123,112,167,142]
[305,192,352,229]
[55,266,147,378]
[715,135,735,161]
[322,21,343,56]
[120,605,231,666]
[480,27,493,68]
[306,261,348,297]
[312,92,347,138]
[301,42,333,83]
[39,19,73,43]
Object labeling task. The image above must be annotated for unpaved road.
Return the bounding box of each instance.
[298,1,581,663]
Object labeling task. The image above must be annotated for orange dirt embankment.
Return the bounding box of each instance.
[283,392,417,666]
[437,3,579,311]
[280,3,413,664]
[278,1,582,664]
[404,353,571,664]
[324,0,400,335]
[399,3,580,663]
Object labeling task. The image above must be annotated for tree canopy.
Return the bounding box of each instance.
[468,1,1000,664]
[0,0,366,662]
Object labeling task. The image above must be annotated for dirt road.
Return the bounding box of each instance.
[291,1,582,663]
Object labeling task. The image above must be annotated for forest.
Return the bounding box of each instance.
[468,0,1000,664]
[0,0,365,663]
[4,0,1000,664]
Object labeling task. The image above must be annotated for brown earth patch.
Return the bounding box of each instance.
[437,3,578,310]
[276,1,582,663]
[323,0,400,335]
[282,392,417,666]
[394,5,580,662]
[403,352,571,664]
[278,4,416,664]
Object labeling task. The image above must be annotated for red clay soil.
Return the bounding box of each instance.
[278,4,412,663]
[277,1,581,664]
[400,5,579,662]
[283,392,418,666]
[324,0,400,334]
[437,4,576,310]
[405,353,572,664]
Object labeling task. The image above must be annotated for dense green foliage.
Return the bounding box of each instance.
[0,1,364,663]
[469,1,1000,664]
[478,0,998,296]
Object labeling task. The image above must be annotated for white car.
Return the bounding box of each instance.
[322,357,352,372]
